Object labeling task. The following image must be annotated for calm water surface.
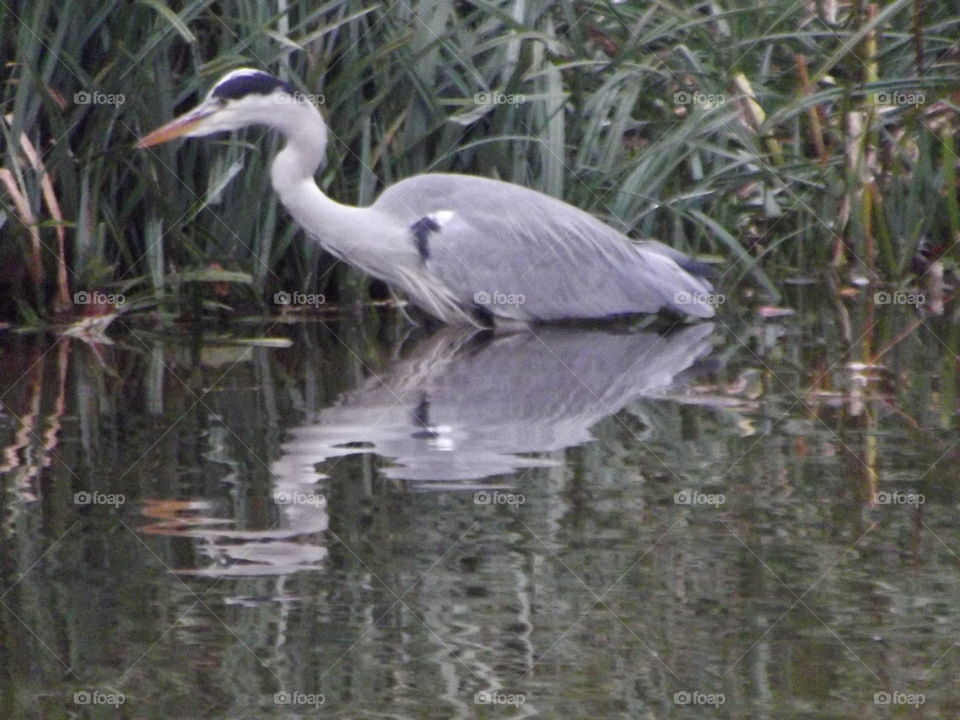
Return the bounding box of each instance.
[1,290,958,718]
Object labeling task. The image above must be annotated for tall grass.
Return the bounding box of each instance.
[0,0,957,323]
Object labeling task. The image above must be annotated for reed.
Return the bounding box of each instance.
[0,0,956,322]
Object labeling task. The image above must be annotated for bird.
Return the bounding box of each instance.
[137,68,718,326]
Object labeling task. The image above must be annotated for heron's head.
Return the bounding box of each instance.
[137,68,317,148]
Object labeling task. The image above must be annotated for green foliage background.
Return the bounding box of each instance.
[1,0,957,322]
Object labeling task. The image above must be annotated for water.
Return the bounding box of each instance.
[0,294,957,718]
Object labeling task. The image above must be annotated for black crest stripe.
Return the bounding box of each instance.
[212,73,294,101]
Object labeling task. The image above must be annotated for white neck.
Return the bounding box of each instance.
[268,103,414,280]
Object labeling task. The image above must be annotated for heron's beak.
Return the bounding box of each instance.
[136,106,213,148]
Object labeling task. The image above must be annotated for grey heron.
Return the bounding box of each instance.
[138,68,718,325]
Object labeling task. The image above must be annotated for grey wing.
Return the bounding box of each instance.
[373,173,715,321]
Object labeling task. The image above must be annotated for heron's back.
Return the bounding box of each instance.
[373,173,715,322]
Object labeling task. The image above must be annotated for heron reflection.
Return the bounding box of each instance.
[279,323,715,484]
